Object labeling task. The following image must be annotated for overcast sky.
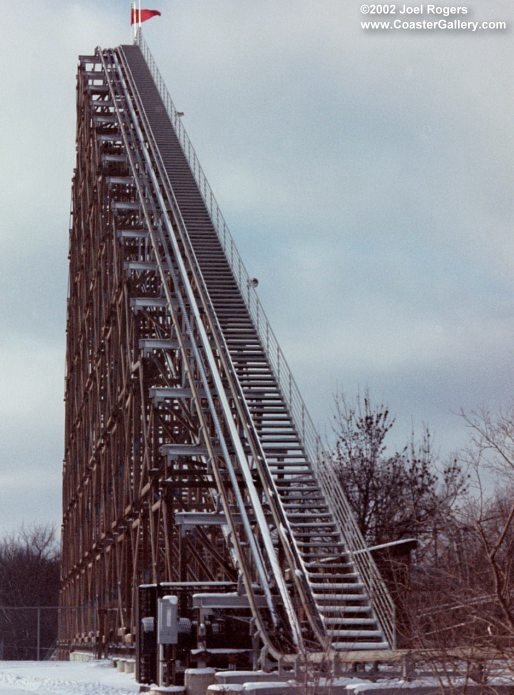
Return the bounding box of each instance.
[0,1,512,535]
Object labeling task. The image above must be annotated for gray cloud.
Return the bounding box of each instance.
[0,1,513,534]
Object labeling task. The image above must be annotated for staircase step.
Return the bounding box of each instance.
[331,641,389,650]
[307,572,356,580]
[327,629,384,638]
[323,618,376,626]
[319,605,371,614]
[311,582,364,591]
[312,594,366,601]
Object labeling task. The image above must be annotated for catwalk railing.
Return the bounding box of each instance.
[135,31,396,650]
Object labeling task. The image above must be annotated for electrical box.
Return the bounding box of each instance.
[141,616,155,633]
[157,595,178,645]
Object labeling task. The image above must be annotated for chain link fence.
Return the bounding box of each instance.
[0,606,58,660]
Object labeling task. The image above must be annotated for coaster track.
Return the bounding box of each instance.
[60,37,395,662]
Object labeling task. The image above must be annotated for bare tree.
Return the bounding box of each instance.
[455,408,514,648]
[330,392,466,547]
[403,408,514,687]
[461,405,514,481]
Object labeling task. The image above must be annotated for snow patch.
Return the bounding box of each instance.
[0,660,139,695]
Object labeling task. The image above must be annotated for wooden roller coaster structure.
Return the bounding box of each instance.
[60,31,396,681]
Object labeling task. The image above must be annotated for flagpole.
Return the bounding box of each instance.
[138,0,142,35]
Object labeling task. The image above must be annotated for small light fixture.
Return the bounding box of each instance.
[248,278,259,289]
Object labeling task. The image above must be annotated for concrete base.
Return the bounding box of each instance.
[116,659,126,672]
[215,671,293,686]
[185,668,217,695]
[149,687,186,694]
[212,672,358,695]
[241,683,300,695]
[69,651,96,662]
[124,659,135,674]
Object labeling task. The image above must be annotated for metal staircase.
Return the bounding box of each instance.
[87,36,395,659]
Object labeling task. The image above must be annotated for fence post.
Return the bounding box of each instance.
[36,607,41,661]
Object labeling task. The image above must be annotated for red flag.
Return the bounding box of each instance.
[131,8,161,25]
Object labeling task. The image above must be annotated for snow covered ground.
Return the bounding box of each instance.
[0,660,140,695]
[1,660,511,694]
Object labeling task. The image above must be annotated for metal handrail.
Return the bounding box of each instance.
[135,30,396,649]
[135,31,317,463]
[316,456,396,648]
[116,45,328,651]
[101,46,303,657]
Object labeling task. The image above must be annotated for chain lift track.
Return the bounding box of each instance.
[60,37,395,664]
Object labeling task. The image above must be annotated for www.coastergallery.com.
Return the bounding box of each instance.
[361,18,507,30]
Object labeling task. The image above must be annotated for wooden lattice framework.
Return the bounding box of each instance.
[59,52,234,654]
